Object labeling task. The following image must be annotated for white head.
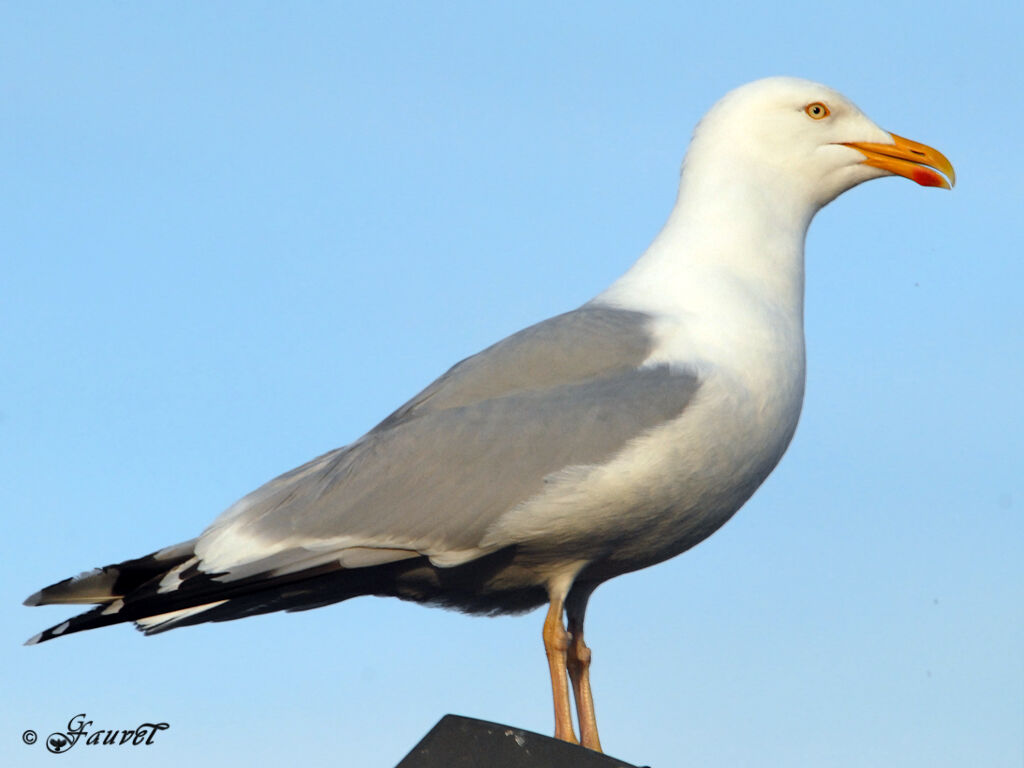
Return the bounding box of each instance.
[682,77,954,212]
[599,77,953,321]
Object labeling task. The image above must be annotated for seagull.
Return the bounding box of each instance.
[24,77,953,753]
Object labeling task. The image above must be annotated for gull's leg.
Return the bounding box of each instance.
[566,586,602,752]
[542,595,578,744]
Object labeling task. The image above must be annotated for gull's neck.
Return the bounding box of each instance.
[592,149,824,393]
[598,157,818,325]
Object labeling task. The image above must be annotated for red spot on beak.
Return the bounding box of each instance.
[912,167,946,188]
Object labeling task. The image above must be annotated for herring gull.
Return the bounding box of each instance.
[24,77,954,753]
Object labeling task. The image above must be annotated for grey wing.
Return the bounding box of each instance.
[192,305,700,580]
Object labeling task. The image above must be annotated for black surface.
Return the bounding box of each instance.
[395,715,644,768]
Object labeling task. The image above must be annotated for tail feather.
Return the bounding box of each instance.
[24,539,210,644]
[23,539,393,644]
[26,603,125,646]
[131,600,231,633]
[24,540,197,607]
[23,594,227,645]
[23,568,119,606]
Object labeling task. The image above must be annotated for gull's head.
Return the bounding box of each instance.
[684,77,955,210]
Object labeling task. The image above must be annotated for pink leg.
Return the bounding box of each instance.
[542,596,578,744]
[567,592,602,752]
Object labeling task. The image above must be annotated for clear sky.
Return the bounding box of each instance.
[3,3,1020,767]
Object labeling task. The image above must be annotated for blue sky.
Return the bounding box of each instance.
[2,3,1020,766]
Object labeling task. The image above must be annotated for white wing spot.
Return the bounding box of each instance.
[101,599,125,616]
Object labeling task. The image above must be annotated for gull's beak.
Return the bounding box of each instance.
[841,133,956,189]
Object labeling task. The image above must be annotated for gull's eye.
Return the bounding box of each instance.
[805,102,830,120]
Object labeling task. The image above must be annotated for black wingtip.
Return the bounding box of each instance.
[23,619,72,646]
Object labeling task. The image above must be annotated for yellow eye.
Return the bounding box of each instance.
[805,102,830,119]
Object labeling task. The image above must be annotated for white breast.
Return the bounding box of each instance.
[481,302,806,573]
[484,195,810,571]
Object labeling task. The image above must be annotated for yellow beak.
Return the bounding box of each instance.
[841,133,956,189]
